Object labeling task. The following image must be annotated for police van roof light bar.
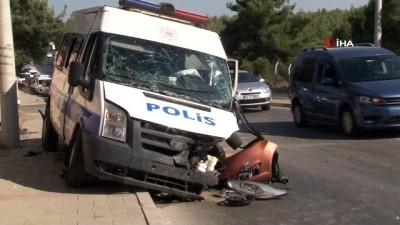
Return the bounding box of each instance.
[119,0,208,25]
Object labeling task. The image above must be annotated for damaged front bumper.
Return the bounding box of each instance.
[80,120,219,200]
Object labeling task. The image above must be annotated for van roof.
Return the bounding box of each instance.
[67,5,226,59]
[300,46,396,60]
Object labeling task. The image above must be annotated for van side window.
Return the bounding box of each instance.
[55,34,86,69]
[82,33,99,81]
[318,60,336,83]
[76,33,98,100]
[55,34,73,68]
[292,58,316,82]
[65,36,85,69]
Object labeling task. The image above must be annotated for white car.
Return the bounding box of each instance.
[31,75,52,96]
[230,70,272,111]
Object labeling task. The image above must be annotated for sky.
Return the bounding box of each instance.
[48,0,370,18]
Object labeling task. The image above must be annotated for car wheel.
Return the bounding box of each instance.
[42,105,58,152]
[293,103,307,127]
[66,129,87,188]
[261,104,270,111]
[341,108,359,136]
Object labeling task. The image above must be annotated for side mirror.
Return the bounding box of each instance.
[68,61,89,87]
[259,78,265,83]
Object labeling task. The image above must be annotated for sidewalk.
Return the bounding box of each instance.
[0,89,163,225]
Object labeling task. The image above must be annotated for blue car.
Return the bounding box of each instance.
[289,46,400,136]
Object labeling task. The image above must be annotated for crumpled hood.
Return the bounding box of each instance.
[103,82,239,139]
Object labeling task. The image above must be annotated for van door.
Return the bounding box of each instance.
[50,34,76,139]
[311,59,340,124]
[291,57,317,120]
[50,34,86,141]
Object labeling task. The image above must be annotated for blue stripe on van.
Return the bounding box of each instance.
[49,78,101,135]
[65,99,101,134]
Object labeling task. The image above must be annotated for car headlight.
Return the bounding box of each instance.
[102,102,127,142]
[263,87,271,93]
[359,96,384,104]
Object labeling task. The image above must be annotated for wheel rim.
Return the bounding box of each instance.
[342,111,354,134]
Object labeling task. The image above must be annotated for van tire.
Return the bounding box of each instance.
[293,103,307,127]
[341,108,359,136]
[42,106,58,152]
[66,129,87,188]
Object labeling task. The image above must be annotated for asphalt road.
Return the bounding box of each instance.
[152,106,400,225]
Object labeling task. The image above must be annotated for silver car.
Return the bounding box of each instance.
[231,70,272,110]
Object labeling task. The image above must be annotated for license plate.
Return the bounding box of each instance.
[243,95,259,100]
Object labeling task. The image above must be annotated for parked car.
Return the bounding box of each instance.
[30,75,52,96]
[230,70,272,111]
[289,45,400,136]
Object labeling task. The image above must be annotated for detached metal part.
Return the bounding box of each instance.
[218,139,288,184]
[227,180,289,200]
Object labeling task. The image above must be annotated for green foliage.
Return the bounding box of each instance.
[363,0,400,53]
[10,0,66,71]
[210,0,399,88]
[206,15,233,34]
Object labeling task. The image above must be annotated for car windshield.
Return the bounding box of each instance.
[230,71,259,83]
[338,55,400,82]
[238,71,259,83]
[102,34,232,110]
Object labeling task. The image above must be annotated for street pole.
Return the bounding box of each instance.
[0,0,20,149]
[374,0,382,47]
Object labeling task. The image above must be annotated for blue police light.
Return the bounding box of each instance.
[119,0,207,25]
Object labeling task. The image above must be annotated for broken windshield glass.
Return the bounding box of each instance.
[102,33,232,110]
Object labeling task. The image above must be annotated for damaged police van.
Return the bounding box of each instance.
[42,0,240,199]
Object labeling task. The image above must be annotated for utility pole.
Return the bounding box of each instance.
[0,0,20,149]
[374,0,382,47]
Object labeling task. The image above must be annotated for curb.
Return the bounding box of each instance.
[136,190,165,225]
[271,101,291,108]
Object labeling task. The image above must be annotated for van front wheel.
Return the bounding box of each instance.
[341,109,359,136]
[293,103,307,127]
[66,129,87,188]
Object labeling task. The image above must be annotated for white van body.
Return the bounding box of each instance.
[45,3,238,199]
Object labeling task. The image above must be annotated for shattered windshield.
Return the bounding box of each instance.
[102,34,232,110]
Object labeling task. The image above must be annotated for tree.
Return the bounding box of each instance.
[219,0,295,82]
[10,0,66,71]
[363,0,400,53]
[206,15,233,34]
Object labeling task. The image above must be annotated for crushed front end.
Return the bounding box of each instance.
[82,119,226,200]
